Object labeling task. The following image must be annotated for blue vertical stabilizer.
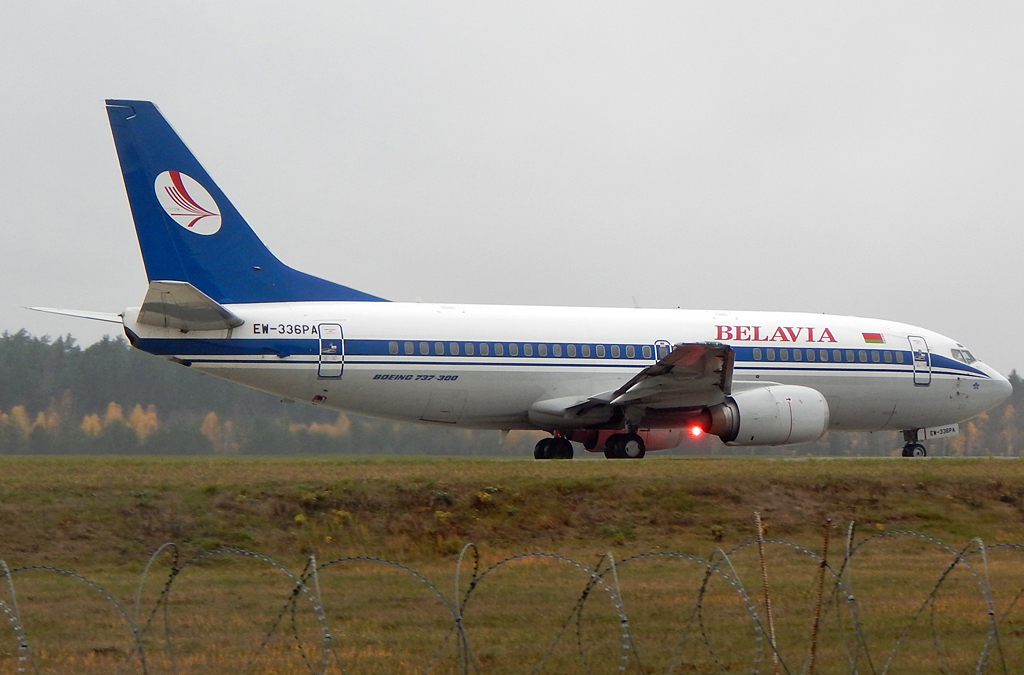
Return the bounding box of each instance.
[106,99,386,304]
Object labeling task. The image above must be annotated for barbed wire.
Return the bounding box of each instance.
[2,520,1023,674]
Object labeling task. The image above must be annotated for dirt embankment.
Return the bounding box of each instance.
[1,456,1022,565]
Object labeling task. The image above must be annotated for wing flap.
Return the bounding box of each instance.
[137,280,244,332]
[528,342,735,428]
[609,342,734,407]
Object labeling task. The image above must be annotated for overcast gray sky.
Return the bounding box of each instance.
[2,2,1023,374]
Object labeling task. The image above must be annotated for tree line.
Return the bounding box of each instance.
[0,329,1019,457]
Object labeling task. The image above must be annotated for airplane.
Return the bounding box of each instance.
[32,99,1012,460]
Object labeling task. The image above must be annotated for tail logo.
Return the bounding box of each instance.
[154,171,222,235]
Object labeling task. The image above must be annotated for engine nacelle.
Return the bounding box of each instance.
[707,385,829,446]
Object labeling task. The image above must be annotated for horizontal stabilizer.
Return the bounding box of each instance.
[137,280,244,332]
[28,307,123,324]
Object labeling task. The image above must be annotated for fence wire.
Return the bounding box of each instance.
[1,521,1023,674]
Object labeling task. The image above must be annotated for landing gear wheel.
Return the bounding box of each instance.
[535,437,574,459]
[902,443,927,458]
[550,437,574,459]
[604,433,645,459]
[620,433,646,459]
[604,434,624,459]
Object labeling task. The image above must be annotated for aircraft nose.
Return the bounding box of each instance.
[992,372,1013,404]
[977,368,1014,410]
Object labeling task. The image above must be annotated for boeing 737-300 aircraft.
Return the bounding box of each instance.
[32,100,1012,459]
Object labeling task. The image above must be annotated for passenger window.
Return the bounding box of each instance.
[523,344,533,356]
[480,343,489,356]
[793,349,802,362]
[582,345,592,357]
[780,349,789,361]
[871,351,880,363]
[389,341,399,355]
[833,350,842,362]
[806,349,815,362]
[450,342,459,356]
[596,345,606,358]
[538,344,548,357]
[819,350,828,362]
[494,343,504,356]
[858,350,867,362]
[753,348,762,361]
[552,344,562,357]
[465,343,475,356]
[845,350,854,362]
[642,345,652,359]
[567,344,577,357]
[883,351,892,363]
[611,345,621,358]
[626,345,635,358]
[895,351,904,363]
[767,348,776,361]
[420,342,430,355]
[435,342,444,355]
[509,344,519,356]
[405,342,414,355]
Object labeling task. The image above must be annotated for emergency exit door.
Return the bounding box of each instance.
[318,323,344,378]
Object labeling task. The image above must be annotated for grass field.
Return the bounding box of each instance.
[2,455,1024,673]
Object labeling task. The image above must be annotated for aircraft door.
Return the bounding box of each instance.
[318,323,344,378]
[655,340,672,360]
[908,335,931,386]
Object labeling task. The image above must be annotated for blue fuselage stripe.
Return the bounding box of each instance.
[134,337,989,378]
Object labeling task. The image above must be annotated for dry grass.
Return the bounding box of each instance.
[2,455,1024,673]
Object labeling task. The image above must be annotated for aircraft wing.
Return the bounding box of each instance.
[594,342,734,408]
[529,342,735,426]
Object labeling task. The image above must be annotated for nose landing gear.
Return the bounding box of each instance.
[902,443,927,457]
[901,430,927,457]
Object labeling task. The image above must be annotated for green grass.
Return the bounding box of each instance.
[2,455,1024,673]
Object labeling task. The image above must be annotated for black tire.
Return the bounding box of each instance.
[901,445,912,457]
[620,433,646,459]
[550,437,574,459]
[604,434,624,459]
[534,438,552,460]
[911,443,927,458]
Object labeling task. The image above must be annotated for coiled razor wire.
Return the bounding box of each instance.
[2,522,1024,674]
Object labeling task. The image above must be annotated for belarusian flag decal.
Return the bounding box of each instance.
[862,332,885,344]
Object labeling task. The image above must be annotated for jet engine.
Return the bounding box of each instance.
[705,385,829,446]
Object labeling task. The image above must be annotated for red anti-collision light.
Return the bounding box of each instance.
[689,425,704,438]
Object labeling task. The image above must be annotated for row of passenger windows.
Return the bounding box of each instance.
[383,341,912,365]
[752,347,906,364]
[388,341,667,359]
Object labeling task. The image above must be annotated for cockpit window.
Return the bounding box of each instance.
[951,349,977,364]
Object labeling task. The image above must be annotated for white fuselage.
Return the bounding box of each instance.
[123,302,1010,434]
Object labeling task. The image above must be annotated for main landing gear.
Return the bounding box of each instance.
[604,432,646,459]
[534,436,574,460]
[901,430,927,457]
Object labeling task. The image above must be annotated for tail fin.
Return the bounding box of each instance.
[105,100,385,304]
